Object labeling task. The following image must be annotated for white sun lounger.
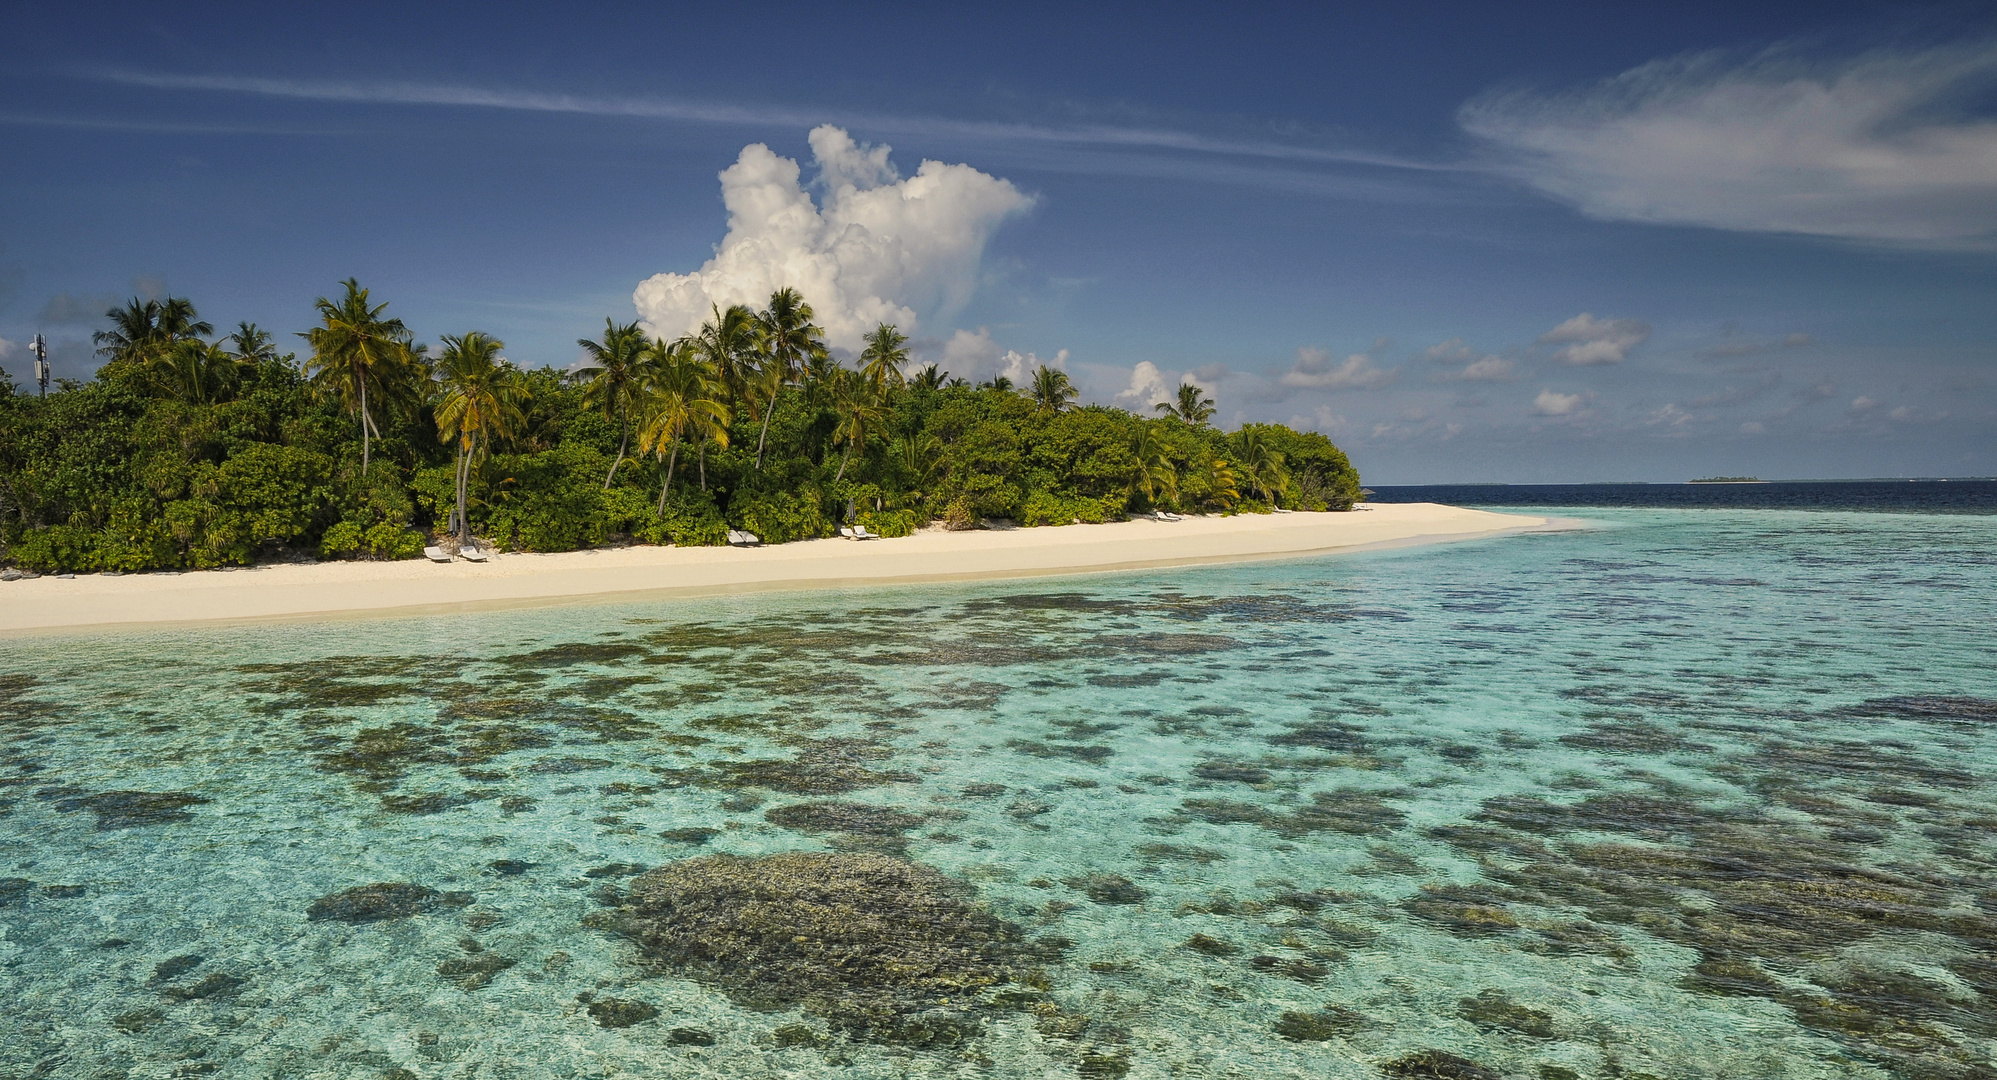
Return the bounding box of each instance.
[423,546,452,563]
[727,530,761,547]
[852,525,879,539]
[838,526,857,539]
[457,545,488,562]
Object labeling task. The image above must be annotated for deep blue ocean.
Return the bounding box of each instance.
[3,490,1994,1079]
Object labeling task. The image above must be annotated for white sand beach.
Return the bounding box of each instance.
[0,502,1543,634]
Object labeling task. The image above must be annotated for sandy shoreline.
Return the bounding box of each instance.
[0,503,1543,635]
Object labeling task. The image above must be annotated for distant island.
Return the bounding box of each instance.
[1688,476,1767,484]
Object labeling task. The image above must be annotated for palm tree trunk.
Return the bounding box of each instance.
[605,410,628,489]
[657,438,681,515]
[698,440,706,491]
[834,442,853,483]
[358,372,371,475]
[755,399,775,469]
[455,445,470,543]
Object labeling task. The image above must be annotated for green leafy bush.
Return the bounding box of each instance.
[630,488,728,547]
[1020,490,1126,527]
[730,489,830,544]
[10,525,103,573]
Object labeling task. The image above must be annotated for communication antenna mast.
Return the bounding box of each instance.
[30,334,48,397]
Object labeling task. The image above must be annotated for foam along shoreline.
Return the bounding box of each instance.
[0,502,1543,635]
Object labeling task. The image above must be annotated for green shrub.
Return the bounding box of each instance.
[10,525,102,573]
[1020,490,1126,527]
[730,489,830,544]
[319,520,424,560]
[856,508,921,538]
[630,488,728,547]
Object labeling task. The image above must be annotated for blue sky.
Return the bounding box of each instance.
[2,1,1993,482]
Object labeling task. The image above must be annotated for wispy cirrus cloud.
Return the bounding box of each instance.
[83,68,1451,175]
[1460,41,1997,248]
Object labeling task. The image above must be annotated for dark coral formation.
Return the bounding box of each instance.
[1273,1006,1366,1041]
[1381,1049,1503,1079]
[586,998,658,1029]
[591,852,1038,1045]
[49,789,209,829]
[306,883,464,924]
[1432,787,1997,1078]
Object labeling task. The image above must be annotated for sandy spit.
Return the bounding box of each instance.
[0,502,1544,635]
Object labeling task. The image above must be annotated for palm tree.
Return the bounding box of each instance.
[228,322,278,365]
[1156,382,1216,426]
[576,319,651,487]
[149,339,244,405]
[1200,452,1240,509]
[752,288,826,468]
[679,303,762,405]
[982,374,1015,392]
[892,431,944,502]
[1029,365,1077,413]
[1128,425,1178,509]
[635,343,729,513]
[433,332,529,543]
[829,370,888,483]
[301,279,418,475]
[910,363,947,391]
[1234,428,1291,505]
[858,323,910,397]
[95,296,212,366]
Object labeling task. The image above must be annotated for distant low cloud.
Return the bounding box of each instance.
[633,125,1033,350]
[1532,388,1589,416]
[1281,343,1397,389]
[1698,331,1813,359]
[940,326,1066,385]
[1424,337,1517,381]
[38,292,122,325]
[1538,313,1650,365]
[1460,42,1997,248]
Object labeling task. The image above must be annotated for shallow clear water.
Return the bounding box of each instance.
[4,507,1994,1080]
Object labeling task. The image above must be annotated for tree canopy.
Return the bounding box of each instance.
[0,284,1361,573]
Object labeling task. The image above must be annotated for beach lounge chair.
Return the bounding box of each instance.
[458,544,489,562]
[423,546,452,563]
[838,526,857,539]
[1157,511,1183,522]
[852,525,879,540]
[727,530,762,547]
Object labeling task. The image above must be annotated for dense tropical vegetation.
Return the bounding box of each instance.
[0,284,1361,573]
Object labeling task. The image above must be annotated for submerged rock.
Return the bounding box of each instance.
[149,955,204,984]
[1381,1049,1503,1079]
[1457,989,1554,1038]
[764,801,926,838]
[1273,1006,1366,1041]
[668,1027,716,1046]
[306,883,460,924]
[159,972,245,1000]
[111,1007,165,1033]
[1067,873,1147,905]
[595,851,1034,1044]
[436,954,516,990]
[586,998,658,1029]
[52,790,209,830]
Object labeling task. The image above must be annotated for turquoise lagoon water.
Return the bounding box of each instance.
[3,506,1995,1080]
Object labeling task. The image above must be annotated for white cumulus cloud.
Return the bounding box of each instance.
[1532,389,1589,416]
[1538,313,1651,365]
[633,125,1034,350]
[1281,344,1397,389]
[1460,42,1997,247]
